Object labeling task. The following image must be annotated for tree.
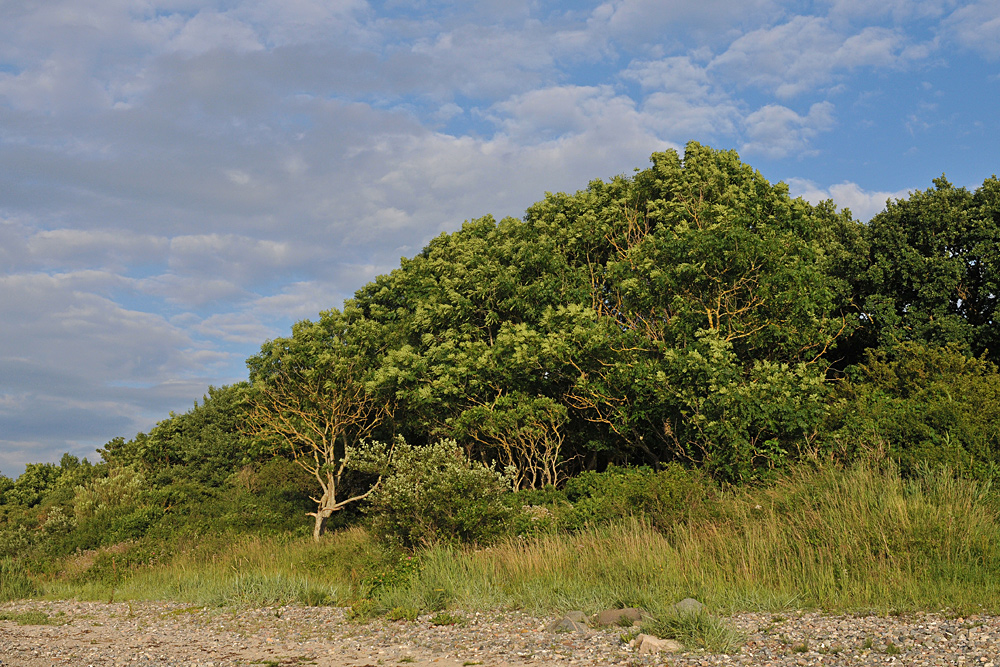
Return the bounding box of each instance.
[246,312,392,540]
[853,176,1000,361]
[552,144,853,478]
[451,392,569,489]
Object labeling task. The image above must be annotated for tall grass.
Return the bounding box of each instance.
[0,557,37,601]
[43,527,385,607]
[30,462,1000,617]
[378,462,1000,616]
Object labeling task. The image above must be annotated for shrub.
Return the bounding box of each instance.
[825,342,1000,477]
[367,439,515,548]
[509,464,716,534]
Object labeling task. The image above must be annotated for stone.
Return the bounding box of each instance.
[545,616,589,633]
[591,608,646,627]
[563,611,589,624]
[631,633,683,654]
[669,598,704,616]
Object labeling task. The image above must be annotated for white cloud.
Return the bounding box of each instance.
[623,56,740,139]
[710,17,916,98]
[786,177,913,221]
[944,0,1000,59]
[594,0,781,43]
[741,101,836,158]
[164,11,263,56]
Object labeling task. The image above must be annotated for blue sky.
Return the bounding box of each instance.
[1,0,999,477]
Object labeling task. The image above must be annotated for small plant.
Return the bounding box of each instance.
[423,587,452,612]
[862,637,873,650]
[0,557,37,602]
[429,612,465,626]
[885,642,902,655]
[792,641,809,653]
[619,629,640,645]
[387,606,419,622]
[398,657,416,664]
[346,599,380,623]
[641,610,745,654]
[367,439,515,548]
[299,586,331,607]
[462,662,483,666]
[0,611,59,625]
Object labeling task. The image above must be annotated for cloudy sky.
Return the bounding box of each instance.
[1,0,998,477]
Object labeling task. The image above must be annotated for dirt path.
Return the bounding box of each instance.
[2,599,999,666]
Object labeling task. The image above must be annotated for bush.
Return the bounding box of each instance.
[826,343,1000,477]
[367,439,515,548]
[510,464,716,534]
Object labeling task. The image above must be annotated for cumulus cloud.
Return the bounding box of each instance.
[786,177,913,221]
[710,17,917,98]
[593,0,782,44]
[741,102,836,158]
[944,0,1000,59]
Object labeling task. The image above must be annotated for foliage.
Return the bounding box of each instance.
[509,464,716,535]
[825,342,1000,476]
[246,312,393,540]
[5,463,62,508]
[367,439,515,548]
[850,176,1000,362]
[9,144,1000,616]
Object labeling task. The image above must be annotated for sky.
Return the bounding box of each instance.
[2,0,999,478]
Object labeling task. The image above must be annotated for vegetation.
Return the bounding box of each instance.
[3,143,1000,639]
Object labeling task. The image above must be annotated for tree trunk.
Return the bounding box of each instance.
[311,507,334,541]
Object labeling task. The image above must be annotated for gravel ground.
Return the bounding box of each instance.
[1,599,999,666]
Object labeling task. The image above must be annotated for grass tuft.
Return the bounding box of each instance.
[641,609,745,654]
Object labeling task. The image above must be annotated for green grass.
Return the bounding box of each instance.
[11,462,1000,627]
[0,557,37,602]
[641,609,745,653]
[0,610,63,625]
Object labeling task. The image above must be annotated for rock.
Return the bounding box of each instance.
[563,611,589,624]
[669,597,704,616]
[591,608,646,627]
[631,633,683,654]
[545,614,589,633]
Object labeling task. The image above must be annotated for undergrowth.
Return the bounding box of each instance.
[7,462,1000,623]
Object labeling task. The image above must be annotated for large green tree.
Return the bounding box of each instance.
[254,143,860,482]
[852,176,1000,361]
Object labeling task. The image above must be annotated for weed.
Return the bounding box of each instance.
[346,599,380,623]
[862,637,873,650]
[398,658,416,664]
[885,642,902,655]
[0,611,60,625]
[0,557,36,601]
[641,610,744,654]
[429,612,465,626]
[387,607,419,622]
[619,629,640,645]
[299,586,331,607]
[791,641,809,653]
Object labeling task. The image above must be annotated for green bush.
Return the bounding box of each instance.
[510,464,716,534]
[367,439,515,548]
[826,342,1000,477]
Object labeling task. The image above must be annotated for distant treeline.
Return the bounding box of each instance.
[3,142,1000,556]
